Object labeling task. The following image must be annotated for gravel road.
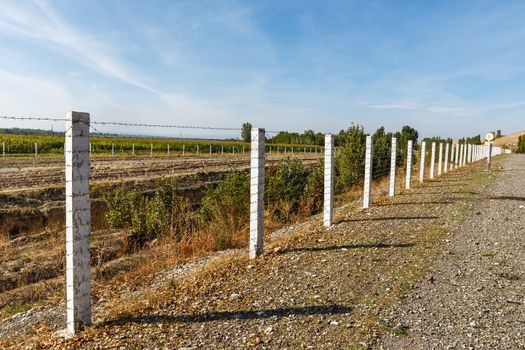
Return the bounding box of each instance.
[379,154,525,349]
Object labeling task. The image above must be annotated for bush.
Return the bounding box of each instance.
[303,161,325,215]
[517,135,525,153]
[199,171,250,249]
[334,125,367,193]
[105,178,194,251]
[266,157,309,223]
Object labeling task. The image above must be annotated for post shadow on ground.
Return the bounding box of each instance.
[99,304,352,327]
[402,190,479,195]
[487,195,525,201]
[276,242,415,255]
[336,215,439,223]
[378,201,454,206]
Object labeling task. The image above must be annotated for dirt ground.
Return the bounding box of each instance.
[0,153,512,348]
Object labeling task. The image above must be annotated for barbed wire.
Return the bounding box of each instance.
[0,115,283,135]
[0,115,66,122]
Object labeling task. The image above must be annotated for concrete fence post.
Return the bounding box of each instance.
[35,142,38,157]
[454,141,459,169]
[150,144,153,156]
[132,144,135,156]
[233,146,235,155]
[438,143,443,176]
[323,134,334,227]
[463,141,467,166]
[389,137,397,197]
[243,146,245,155]
[444,143,449,174]
[183,144,186,156]
[468,144,473,163]
[249,128,265,259]
[450,143,454,171]
[363,135,373,208]
[458,143,463,167]
[210,145,212,156]
[65,111,92,335]
[406,140,413,190]
[487,143,492,170]
[111,143,115,158]
[269,146,272,154]
[197,145,200,156]
[430,142,436,180]
[221,145,223,155]
[2,142,4,158]
[419,141,427,183]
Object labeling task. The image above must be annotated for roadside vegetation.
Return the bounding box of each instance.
[517,135,525,153]
[104,123,424,253]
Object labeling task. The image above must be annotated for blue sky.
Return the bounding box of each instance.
[0,0,524,138]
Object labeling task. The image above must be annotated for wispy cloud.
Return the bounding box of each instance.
[0,0,157,93]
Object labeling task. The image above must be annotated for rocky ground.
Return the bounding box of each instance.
[0,154,519,349]
[378,155,525,349]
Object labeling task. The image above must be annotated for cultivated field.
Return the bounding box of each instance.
[0,151,323,322]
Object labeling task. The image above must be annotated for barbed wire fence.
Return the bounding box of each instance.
[0,112,507,335]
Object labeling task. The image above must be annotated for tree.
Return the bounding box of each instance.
[241,122,252,142]
[517,135,525,153]
[496,129,502,138]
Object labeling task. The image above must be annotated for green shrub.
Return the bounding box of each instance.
[105,178,194,251]
[199,171,250,249]
[334,125,367,193]
[303,161,325,215]
[266,157,309,223]
[517,135,525,153]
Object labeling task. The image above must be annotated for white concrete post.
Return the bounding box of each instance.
[2,142,5,158]
[249,128,265,259]
[487,143,492,170]
[468,144,472,163]
[209,145,212,156]
[65,111,92,335]
[450,143,455,171]
[269,146,272,154]
[150,144,153,156]
[167,144,170,156]
[419,141,427,183]
[183,144,186,156]
[243,146,245,154]
[463,142,468,165]
[430,142,436,180]
[197,145,200,156]
[233,146,235,155]
[111,143,115,157]
[438,143,443,176]
[406,140,413,190]
[221,145,223,155]
[132,144,135,156]
[389,137,397,197]
[35,142,38,157]
[444,143,449,174]
[459,144,464,167]
[324,134,334,227]
[454,141,459,169]
[363,135,373,208]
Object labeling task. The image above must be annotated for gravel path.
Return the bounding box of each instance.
[379,154,525,349]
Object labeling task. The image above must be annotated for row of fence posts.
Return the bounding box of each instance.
[0,141,320,158]
[99,144,321,157]
[63,112,508,336]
